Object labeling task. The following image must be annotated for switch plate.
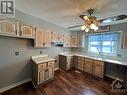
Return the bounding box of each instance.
[15,52,19,56]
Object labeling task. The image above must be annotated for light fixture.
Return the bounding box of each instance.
[81,25,86,30]
[81,9,99,32]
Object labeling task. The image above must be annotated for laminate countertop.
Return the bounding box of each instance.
[59,53,127,66]
[31,55,55,64]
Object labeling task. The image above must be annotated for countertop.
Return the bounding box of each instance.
[59,52,127,66]
[31,55,55,64]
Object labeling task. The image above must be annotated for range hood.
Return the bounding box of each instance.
[51,41,64,47]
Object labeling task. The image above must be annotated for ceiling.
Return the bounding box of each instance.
[15,0,127,30]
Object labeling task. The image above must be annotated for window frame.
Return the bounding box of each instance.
[86,32,120,56]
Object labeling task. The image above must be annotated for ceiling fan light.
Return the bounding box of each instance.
[90,24,98,31]
[81,25,86,30]
[83,16,88,20]
[85,28,89,32]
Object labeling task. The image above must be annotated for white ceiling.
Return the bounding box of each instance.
[15,0,127,29]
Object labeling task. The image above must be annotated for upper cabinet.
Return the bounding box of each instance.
[122,32,127,49]
[0,18,35,39]
[0,18,83,48]
[19,22,35,38]
[44,29,51,47]
[0,18,18,36]
[35,28,43,48]
[35,28,52,48]
[63,34,71,47]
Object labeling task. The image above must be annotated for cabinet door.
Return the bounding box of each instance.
[84,58,93,74]
[19,23,35,38]
[122,33,127,48]
[77,57,84,70]
[51,31,58,41]
[48,67,54,78]
[45,29,51,47]
[93,60,104,78]
[48,61,55,78]
[38,63,46,83]
[0,18,17,35]
[35,28,43,47]
[38,69,45,83]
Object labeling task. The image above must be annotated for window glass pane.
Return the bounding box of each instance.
[87,32,119,55]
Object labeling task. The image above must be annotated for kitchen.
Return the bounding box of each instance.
[0,0,127,95]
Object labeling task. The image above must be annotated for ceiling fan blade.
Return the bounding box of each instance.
[79,15,87,20]
[99,14,127,23]
[68,25,83,29]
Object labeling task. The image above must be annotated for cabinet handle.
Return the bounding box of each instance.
[45,68,48,72]
[20,31,22,36]
[43,43,45,46]
[15,30,17,35]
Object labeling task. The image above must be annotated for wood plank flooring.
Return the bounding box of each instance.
[1,69,112,95]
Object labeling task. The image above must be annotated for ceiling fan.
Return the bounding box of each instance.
[68,9,127,32]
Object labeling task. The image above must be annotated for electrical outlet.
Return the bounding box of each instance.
[15,52,19,56]
[40,51,42,54]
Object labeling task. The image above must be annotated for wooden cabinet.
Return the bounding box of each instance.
[93,60,104,78]
[44,29,51,47]
[77,34,82,47]
[63,34,71,47]
[51,31,58,41]
[122,32,127,48]
[73,55,78,67]
[59,55,73,71]
[0,18,18,36]
[34,28,43,47]
[19,22,35,38]
[70,36,77,47]
[35,28,51,47]
[73,56,104,78]
[77,56,84,70]
[32,60,55,87]
[84,58,93,74]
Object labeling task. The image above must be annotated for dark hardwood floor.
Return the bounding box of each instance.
[1,69,113,95]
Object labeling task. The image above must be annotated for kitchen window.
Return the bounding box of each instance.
[87,32,120,56]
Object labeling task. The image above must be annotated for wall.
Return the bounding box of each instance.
[0,10,71,89]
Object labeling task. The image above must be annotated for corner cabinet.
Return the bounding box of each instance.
[32,60,55,87]
[0,18,18,36]
[19,22,35,38]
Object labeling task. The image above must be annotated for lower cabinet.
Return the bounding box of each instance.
[59,55,73,71]
[74,56,104,78]
[93,60,104,78]
[32,61,55,87]
[77,57,84,70]
[84,58,93,74]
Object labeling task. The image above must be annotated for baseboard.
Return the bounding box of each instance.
[105,74,116,80]
[0,78,31,93]
[54,67,59,71]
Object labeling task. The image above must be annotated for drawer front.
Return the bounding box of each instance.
[48,61,55,67]
[38,63,46,70]
[94,60,104,66]
[85,58,93,62]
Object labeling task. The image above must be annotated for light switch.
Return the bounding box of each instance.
[15,52,19,56]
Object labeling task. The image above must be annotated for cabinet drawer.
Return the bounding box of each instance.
[94,60,104,66]
[38,63,46,69]
[48,61,55,67]
[85,58,93,62]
